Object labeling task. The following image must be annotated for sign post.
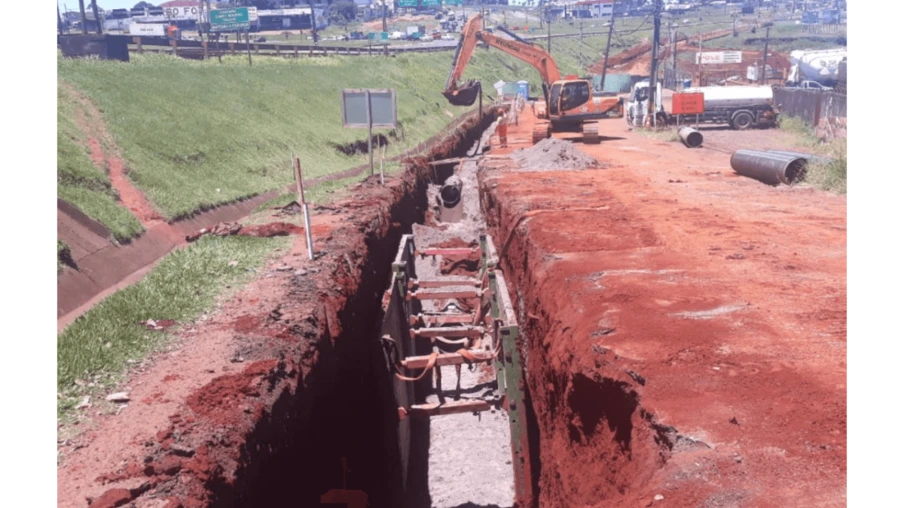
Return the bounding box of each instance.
[209,7,252,65]
[341,89,398,179]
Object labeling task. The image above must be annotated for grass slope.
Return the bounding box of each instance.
[58,84,144,242]
[57,235,288,417]
[58,52,524,220]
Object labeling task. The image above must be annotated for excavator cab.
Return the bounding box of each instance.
[548,81,591,117]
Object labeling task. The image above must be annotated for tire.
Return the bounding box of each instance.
[732,111,755,130]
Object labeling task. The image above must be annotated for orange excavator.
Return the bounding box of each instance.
[443,13,624,144]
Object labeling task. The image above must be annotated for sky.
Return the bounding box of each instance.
[60,1,158,12]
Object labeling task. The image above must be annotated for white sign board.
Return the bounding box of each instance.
[129,23,166,36]
[696,51,743,65]
[163,6,204,21]
[247,7,259,21]
[747,65,758,81]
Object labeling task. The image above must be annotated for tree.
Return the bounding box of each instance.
[329,0,357,24]
[133,1,156,9]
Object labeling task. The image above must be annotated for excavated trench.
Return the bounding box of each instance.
[117,111,674,508]
[184,112,503,508]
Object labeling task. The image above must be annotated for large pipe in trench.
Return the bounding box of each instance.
[730,150,808,186]
[678,126,703,148]
[440,175,463,207]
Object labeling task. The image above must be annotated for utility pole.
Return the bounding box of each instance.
[672,23,678,88]
[732,14,737,36]
[77,0,88,35]
[204,0,213,60]
[308,0,318,44]
[579,19,583,72]
[600,3,616,94]
[546,7,551,54]
[382,1,387,33]
[761,25,770,85]
[647,0,662,126]
[58,4,64,35]
[90,0,102,35]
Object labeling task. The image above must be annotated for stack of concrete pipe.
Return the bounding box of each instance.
[678,126,704,148]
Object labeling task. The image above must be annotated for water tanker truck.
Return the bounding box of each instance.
[627,81,778,130]
[786,48,847,87]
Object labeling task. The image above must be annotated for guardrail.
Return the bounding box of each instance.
[59,34,456,58]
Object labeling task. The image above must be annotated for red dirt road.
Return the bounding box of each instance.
[480,112,846,506]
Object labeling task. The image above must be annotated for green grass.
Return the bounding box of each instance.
[57,234,288,417]
[58,240,72,273]
[57,84,145,242]
[58,52,525,220]
[779,116,847,194]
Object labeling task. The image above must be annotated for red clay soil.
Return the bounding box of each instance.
[61,81,164,227]
[58,114,495,508]
[478,111,846,507]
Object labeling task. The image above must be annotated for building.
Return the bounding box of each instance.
[572,0,615,19]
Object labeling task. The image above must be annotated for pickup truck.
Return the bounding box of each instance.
[798,80,833,91]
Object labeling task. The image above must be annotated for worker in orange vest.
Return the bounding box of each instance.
[496,111,508,148]
[167,24,178,40]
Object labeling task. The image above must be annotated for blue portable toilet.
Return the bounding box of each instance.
[517,80,529,100]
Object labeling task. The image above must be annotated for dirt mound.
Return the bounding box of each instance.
[511,138,600,171]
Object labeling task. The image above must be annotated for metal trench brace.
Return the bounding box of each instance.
[380,233,534,503]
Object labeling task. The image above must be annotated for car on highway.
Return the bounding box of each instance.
[441,33,456,41]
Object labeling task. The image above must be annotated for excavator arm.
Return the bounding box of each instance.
[443,14,561,107]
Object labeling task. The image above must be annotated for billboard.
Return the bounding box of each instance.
[695,51,743,65]
[341,89,397,129]
[671,93,705,115]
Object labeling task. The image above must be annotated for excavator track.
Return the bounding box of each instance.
[582,121,601,144]
[532,122,551,144]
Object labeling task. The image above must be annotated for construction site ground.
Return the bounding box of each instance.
[55,108,845,507]
[479,109,845,506]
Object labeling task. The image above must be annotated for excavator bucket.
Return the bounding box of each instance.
[443,80,481,107]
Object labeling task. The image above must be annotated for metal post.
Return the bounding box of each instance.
[648,0,662,127]
[294,157,315,260]
[366,90,374,177]
[77,0,88,35]
[203,0,213,60]
[246,29,252,66]
[380,145,385,186]
[478,82,483,123]
[761,26,770,85]
[546,7,551,53]
[58,5,64,35]
[382,1,387,32]
[579,20,583,72]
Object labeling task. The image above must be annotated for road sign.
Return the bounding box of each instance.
[398,0,418,7]
[342,89,397,129]
[422,0,442,6]
[695,51,742,65]
[672,92,705,115]
[447,0,463,4]
[381,32,389,41]
[342,89,397,177]
[129,23,165,36]
[210,7,250,32]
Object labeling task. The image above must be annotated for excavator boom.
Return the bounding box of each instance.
[443,13,561,107]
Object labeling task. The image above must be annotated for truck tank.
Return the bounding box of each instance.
[680,85,773,110]
[789,48,847,85]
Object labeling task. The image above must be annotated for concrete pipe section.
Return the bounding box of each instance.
[730,150,808,186]
[767,150,833,165]
[440,175,463,207]
[678,126,703,148]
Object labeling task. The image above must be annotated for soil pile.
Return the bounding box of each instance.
[511,138,600,171]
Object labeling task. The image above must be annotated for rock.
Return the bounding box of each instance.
[729,416,740,425]
[76,396,91,409]
[228,260,238,267]
[276,265,293,271]
[105,392,130,403]
[88,488,133,508]
[294,269,308,276]
[170,444,195,457]
[654,494,665,501]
